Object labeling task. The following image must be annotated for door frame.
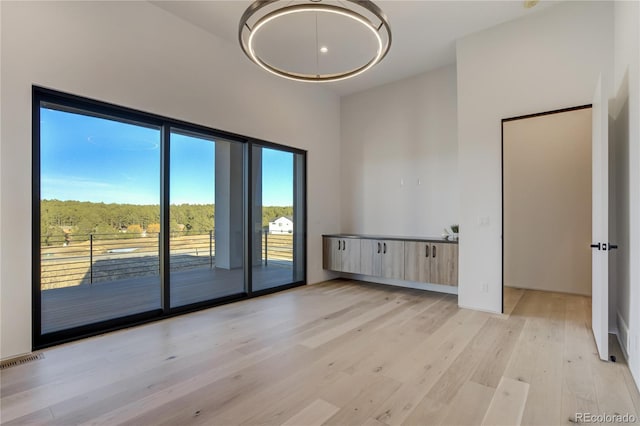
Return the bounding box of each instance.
[500,104,592,313]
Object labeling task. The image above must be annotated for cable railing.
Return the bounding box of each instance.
[262,231,294,266]
[41,233,161,289]
[170,231,215,271]
[41,230,294,290]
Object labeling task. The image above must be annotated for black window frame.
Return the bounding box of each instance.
[32,86,307,349]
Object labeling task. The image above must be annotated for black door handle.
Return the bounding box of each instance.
[377,242,381,254]
[590,243,601,250]
[383,243,387,254]
[609,244,618,250]
[425,244,430,257]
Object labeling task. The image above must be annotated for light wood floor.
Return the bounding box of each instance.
[2,281,639,425]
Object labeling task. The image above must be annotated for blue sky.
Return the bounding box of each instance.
[40,107,293,206]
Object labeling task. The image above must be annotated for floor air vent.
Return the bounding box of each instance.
[0,353,45,370]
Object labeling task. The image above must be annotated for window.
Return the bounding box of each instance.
[169,129,245,307]
[38,104,162,334]
[33,87,306,348]
[251,146,305,291]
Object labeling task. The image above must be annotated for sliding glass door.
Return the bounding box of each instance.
[169,130,245,307]
[34,87,306,348]
[39,103,162,334]
[251,146,305,292]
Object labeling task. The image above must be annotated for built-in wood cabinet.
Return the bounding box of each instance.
[360,239,404,280]
[404,241,430,283]
[322,237,341,271]
[359,239,378,276]
[322,237,360,274]
[404,241,458,286]
[323,235,458,288]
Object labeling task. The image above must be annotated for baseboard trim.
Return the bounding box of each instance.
[457,303,502,315]
[341,273,458,295]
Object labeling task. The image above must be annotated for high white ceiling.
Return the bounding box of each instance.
[151,0,558,96]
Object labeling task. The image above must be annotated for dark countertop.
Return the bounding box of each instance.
[322,234,458,244]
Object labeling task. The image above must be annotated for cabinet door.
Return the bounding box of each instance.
[341,239,361,273]
[360,239,381,276]
[322,237,342,271]
[430,243,458,286]
[404,241,430,283]
[381,240,404,280]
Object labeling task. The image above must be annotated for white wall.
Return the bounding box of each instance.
[0,1,341,360]
[503,109,592,296]
[340,65,459,237]
[613,0,640,387]
[456,1,614,313]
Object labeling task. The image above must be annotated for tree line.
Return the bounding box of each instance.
[41,199,293,245]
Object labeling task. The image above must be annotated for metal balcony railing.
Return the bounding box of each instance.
[40,230,293,290]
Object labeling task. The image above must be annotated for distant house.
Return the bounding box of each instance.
[268,216,293,234]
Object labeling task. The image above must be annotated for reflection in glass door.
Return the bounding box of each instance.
[169,130,245,307]
[39,104,161,334]
[251,146,305,292]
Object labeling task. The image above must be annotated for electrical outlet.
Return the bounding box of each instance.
[481,283,489,293]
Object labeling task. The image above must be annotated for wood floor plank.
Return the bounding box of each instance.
[401,396,448,426]
[281,399,339,426]
[322,373,402,426]
[160,292,411,425]
[371,383,425,426]
[560,294,600,423]
[481,376,529,426]
[218,305,418,425]
[371,292,445,331]
[300,299,408,349]
[344,297,459,377]
[361,417,388,426]
[503,286,525,317]
[517,291,566,426]
[424,316,513,404]
[382,308,488,383]
[78,345,313,426]
[2,281,639,426]
[470,316,526,388]
[440,380,495,426]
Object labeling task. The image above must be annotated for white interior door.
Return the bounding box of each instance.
[591,75,609,361]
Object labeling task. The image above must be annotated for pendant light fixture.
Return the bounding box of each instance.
[239,0,392,82]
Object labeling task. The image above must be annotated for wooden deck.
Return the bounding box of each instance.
[41,263,295,333]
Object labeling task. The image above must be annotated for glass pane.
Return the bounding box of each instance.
[251,146,305,291]
[40,106,161,334]
[169,131,245,307]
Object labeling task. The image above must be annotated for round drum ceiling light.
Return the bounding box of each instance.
[239,0,392,83]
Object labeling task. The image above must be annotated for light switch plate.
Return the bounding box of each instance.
[478,216,490,226]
